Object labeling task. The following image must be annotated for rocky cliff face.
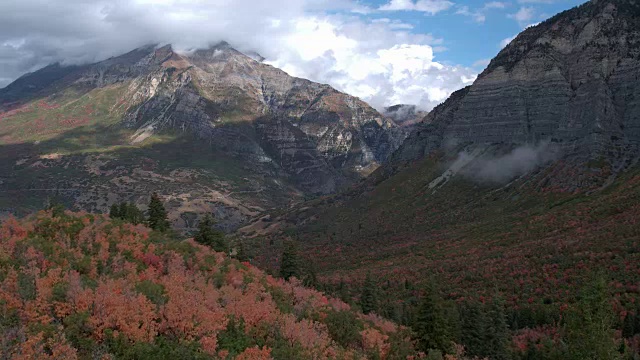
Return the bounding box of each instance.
[395,0,640,189]
[0,42,405,230]
[108,43,405,192]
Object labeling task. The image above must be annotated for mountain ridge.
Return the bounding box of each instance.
[0,42,405,231]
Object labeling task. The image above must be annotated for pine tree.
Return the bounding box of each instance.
[280,240,300,280]
[194,214,227,252]
[302,259,318,288]
[460,302,486,357]
[484,295,510,360]
[125,202,144,225]
[109,203,121,219]
[414,280,453,354]
[147,193,170,232]
[235,240,249,262]
[46,197,65,217]
[119,202,128,220]
[360,272,377,315]
[563,275,621,360]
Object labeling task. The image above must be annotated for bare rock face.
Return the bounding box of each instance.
[106,43,406,193]
[395,0,640,189]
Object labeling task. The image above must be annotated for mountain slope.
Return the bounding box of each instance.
[396,0,640,190]
[239,1,640,355]
[0,211,414,359]
[0,43,405,230]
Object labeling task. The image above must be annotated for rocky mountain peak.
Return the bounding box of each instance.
[0,41,406,230]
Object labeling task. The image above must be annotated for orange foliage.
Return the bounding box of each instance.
[236,346,273,360]
[0,211,406,358]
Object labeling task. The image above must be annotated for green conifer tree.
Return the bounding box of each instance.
[280,240,300,281]
[147,193,170,232]
[125,202,144,225]
[109,203,121,219]
[194,214,227,252]
[563,275,621,360]
[485,295,510,360]
[360,272,377,315]
[118,202,128,220]
[302,259,319,288]
[460,302,486,357]
[414,280,453,354]
[234,240,249,262]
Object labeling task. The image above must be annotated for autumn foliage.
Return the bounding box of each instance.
[0,211,415,359]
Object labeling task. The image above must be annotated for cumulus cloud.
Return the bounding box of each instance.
[0,0,476,111]
[379,0,454,14]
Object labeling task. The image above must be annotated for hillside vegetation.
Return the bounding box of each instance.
[0,211,419,359]
[243,155,640,358]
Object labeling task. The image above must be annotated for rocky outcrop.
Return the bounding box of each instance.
[121,43,406,192]
[395,0,640,188]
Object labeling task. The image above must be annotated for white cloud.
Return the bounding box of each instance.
[485,1,509,9]
[456,6,486,23]
[267,17,476,110]
[371,18,415,30]
[500,34,517,48]
[379,0,453,15]
[0,0,476,111]
[508,6,536,25]
[456,1,510,24]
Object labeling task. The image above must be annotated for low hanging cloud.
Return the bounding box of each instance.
[0,0,476,111]
[459,142,560,184]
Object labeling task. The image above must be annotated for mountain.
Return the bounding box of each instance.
[0,42,405,231]
[240,1,640,356]
[396,0,640,190]
[382,104,428,128]
[0,210,415,358]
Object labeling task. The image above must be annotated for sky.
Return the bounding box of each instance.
[0,0,585,111]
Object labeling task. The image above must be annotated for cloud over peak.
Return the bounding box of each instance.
[0,0,476,111]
